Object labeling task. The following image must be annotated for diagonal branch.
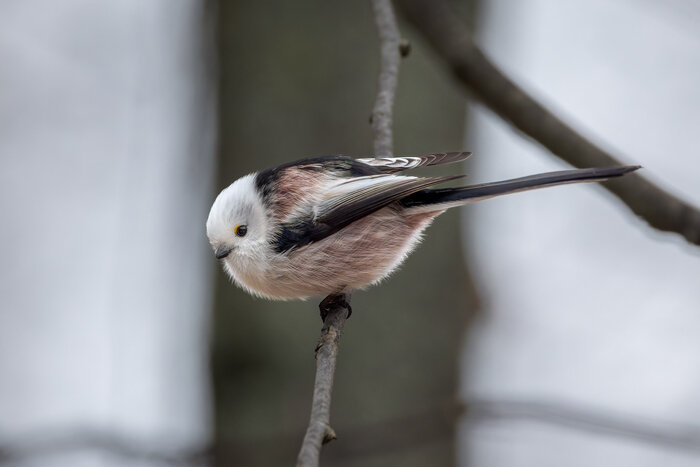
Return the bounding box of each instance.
[297,2,404,465]
[397,0,700,246]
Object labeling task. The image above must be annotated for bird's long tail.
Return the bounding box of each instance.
[400,165,640,211]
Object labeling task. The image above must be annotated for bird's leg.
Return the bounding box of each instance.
[319,293,352,322]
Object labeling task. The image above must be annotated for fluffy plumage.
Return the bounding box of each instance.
[206,153,639,300]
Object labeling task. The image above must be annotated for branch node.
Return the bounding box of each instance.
[399,39,411,57]
[322,426,338,445]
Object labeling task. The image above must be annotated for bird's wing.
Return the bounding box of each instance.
[356,151,471,173]
[272,173,463,253]
[315,173,464,227]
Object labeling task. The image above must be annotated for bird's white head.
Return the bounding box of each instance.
[206,174,269,262]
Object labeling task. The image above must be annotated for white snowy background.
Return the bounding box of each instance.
[0,1,215,466]
[460,1,700,466]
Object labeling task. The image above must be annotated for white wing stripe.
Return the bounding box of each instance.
[356,152,471,172]
[357,157,424,170]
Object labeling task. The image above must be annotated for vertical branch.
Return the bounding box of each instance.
[296,294,351,467]
[370,0,402,156]
[296,1,404,466]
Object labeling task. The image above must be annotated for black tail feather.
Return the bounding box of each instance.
[400,166,641,208]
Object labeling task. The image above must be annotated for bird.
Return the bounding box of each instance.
[206,152,639,303]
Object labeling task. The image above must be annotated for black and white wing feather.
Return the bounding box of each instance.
[356,151,471,173]
[316,174,464,227]
[273,173,463,252]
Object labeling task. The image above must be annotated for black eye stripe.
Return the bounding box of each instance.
[235,225,248,237]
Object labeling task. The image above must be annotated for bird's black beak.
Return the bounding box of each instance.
[215,247,233,259]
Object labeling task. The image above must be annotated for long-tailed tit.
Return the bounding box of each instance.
[206,152,639,300]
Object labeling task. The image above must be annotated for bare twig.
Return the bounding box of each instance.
[465,398,700,453]
[0,428,209,466]
[296,294,351,467]
[397,0,700,246]
[370,0,402,156]
[297,2,403,465]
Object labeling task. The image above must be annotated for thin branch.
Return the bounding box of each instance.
[397,0,700,246]
[370,0,402,156]
[465,398,700,453]
[297,2,403,465]
[296,294,351,467]
[0,428,209,466]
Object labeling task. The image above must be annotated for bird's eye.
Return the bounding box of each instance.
[235,225,248,237]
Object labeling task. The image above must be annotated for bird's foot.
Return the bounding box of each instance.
[319,293,352,322]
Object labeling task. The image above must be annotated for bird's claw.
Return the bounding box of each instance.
[319,293,352,322]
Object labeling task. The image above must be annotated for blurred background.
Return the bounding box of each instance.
[1,1,699,466]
